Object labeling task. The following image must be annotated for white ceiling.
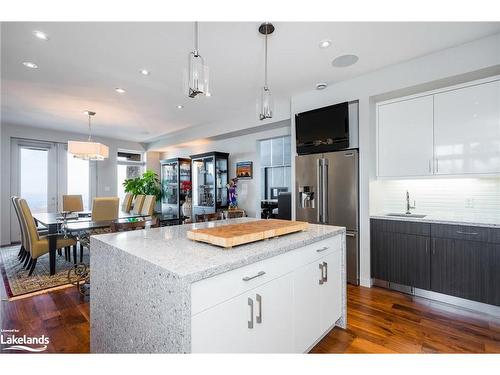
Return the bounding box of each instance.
[2,22,500,143]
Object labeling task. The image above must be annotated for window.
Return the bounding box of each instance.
[67,152,90,210]
[259,136,292,200]
[20,147,49,213]
[117,150,145,201]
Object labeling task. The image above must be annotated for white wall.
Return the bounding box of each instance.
[0,123,146,245]
[156,121,291,218]
[290,32,500,287]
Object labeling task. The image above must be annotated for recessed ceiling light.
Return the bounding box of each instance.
[139,69,150,76]
[316,83,328,90]
[115,88,126,94]
[332,54,359,68]
[177,105,184,109]
[205,92,211,97]
[319,39,332,49]
[23,61,38,69]
[33,30,49,40]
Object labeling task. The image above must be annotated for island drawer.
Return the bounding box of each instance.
[191,235,342,316]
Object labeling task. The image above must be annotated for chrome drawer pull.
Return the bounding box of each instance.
[256,294,262,324]
[248,298,254,329]
[456,231,478,235]
[316,246,329,253]
[323,261,328,283]
[319,263,324,285]
[242,271,266,281]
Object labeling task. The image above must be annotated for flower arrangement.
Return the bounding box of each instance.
[181,180,192,198]
[227,177,238,209]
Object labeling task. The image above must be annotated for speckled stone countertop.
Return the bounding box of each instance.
[370,212,500,228]
[92,217,345,283]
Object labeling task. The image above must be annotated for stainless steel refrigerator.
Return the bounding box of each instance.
[295,149,359,285]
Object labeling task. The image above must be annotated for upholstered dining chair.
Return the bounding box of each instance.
[195,212,223,223]
[121,193,133,213]
[91,197,120,221]
[11,197,28,261]
[140,195,156,216]
[18,198,77,276]
[62,194,84,212]
[131,195,145,215]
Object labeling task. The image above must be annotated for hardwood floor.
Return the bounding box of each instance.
[1,283,499,353]
[311,285,500,353]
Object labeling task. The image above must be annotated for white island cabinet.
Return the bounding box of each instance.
[90,218,346,353]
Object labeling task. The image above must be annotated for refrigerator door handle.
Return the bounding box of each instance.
[316,158,322,223]
[322,158,328,224]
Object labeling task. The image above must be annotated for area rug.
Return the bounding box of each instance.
[0,244,90,299]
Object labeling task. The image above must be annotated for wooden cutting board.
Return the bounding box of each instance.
[187,219,309,248]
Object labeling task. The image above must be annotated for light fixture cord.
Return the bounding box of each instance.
[88,114,92,142]
[194,21,199,56]
[264,31,268,88]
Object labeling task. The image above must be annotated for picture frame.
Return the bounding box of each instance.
[236,161,253,179]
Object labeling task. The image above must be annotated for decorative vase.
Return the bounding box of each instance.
[182,197,192,217]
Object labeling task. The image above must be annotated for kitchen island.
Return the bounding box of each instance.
[90,218,346,353]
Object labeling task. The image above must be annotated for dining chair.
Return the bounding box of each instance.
[121,193,133,213]
[195,212,223,223]
[224,210,246,219]
[62,194,84,212]
[11,197,27,261]
[111,217,158,232]
[18,199,77,276]
[140,195,156,216]
[131,195,146,215]
[91,197,120,221]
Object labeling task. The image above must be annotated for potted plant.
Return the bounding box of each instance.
[123,170,163,208]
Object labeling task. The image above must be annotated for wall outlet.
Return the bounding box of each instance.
[465,197,474,208]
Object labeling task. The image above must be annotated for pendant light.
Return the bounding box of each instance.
[68,111,109,161]
[187,21,210,98]
[259,22,274,121]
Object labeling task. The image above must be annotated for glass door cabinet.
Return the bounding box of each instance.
[190,152,229,216]
[160,158,191,216]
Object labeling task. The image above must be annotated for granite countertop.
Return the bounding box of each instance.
[370,212,500,228]
[91,218,345,283]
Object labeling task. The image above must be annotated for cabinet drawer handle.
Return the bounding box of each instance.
[316,246,329,253]
[323,262,328,283]
[456,231,478,235]
[256,294,262,324]
[248,298,254,329]
[319,263,324,285]
[242,271,266,281]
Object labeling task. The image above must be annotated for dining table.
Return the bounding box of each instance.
[32,211,149,276]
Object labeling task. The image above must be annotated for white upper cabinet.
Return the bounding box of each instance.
[377,78,500,177]
[377,96,434,177]
[434,80,500,175]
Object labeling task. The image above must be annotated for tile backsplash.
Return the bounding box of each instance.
[370,177,500,216]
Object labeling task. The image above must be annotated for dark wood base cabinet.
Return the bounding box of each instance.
[431,238,500,306]
[371,219,500,307]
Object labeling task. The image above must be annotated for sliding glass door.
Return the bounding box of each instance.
[10,138,93,242]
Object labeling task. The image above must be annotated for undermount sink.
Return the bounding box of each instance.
[386,213,427,218]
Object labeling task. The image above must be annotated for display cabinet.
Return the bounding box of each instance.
[160,158,191,217]
[190,152,229,216]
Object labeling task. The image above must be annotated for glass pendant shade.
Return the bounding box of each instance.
[187,52,209,98]
[259,86,273,120]
[68,141,109,161]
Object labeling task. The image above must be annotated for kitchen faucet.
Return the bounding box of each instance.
[406,190,416,214]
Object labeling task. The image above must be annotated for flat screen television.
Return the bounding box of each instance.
[295,102,349,155]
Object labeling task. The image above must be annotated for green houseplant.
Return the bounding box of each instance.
[123,169,162,201]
